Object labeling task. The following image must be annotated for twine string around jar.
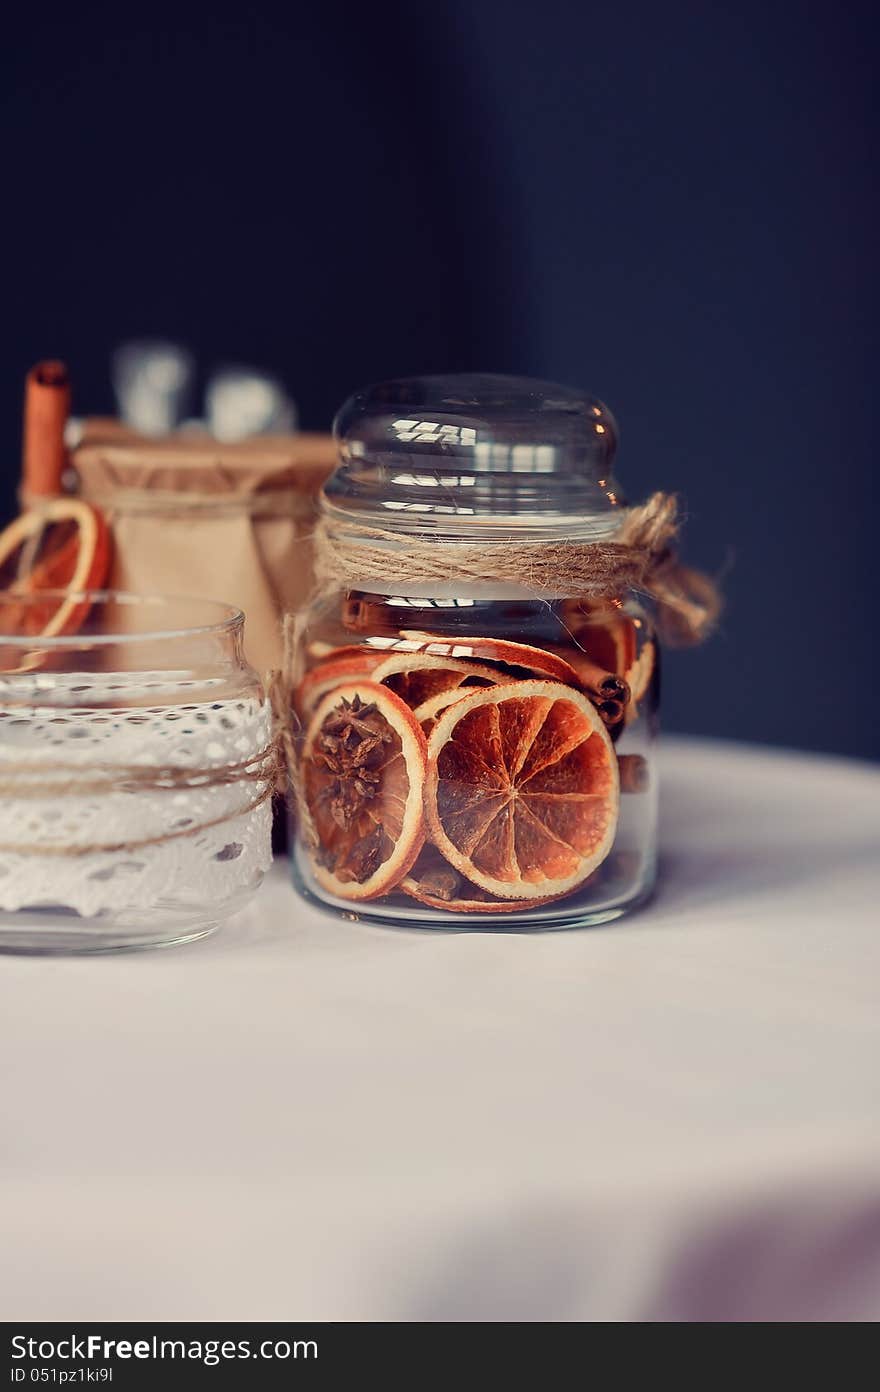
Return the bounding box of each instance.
[0,741,281,857]
[311,491,721,646]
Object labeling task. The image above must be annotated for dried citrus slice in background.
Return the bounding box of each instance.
[563,605,638,677]
[401,846,557,914]
[0,499,111,637]
[295,650,384,715]
[411,686,490,728]
[425,679,618,900]
[623,639,657,725]
[398,632,583,686]
[302,680,427,900]
[298,649,500,723]
[372,652,497,711]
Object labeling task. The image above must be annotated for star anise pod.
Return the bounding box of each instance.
[322,695,393,746]
[310,694,396,831]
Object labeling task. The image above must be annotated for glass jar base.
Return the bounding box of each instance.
[0,881,262,955]
[0,918,219,955]
[291,844,655,933]
[339,897,652,934]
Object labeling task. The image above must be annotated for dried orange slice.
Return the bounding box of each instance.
[298,649,500,723]
[295,651,383,715]
[411,686,488,728]
[0,499,111,637]
[398,631,583,687]
[302,680,427,900]
[623,639,657,725]
[562,605,638,677]
[372,652,497,712]
[425,679,619,900]
[401,846,558,914]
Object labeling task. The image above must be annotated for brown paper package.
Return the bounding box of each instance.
[72,422,337,675]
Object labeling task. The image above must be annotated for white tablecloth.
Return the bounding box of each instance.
[1,738,878,1323]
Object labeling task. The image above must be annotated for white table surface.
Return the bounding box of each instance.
[1,737,878,1323]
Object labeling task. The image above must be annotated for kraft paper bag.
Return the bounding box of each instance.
[72,427,337,675]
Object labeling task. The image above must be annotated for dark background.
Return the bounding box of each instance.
[2,0,875,757]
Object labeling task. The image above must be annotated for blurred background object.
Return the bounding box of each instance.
[1,0,874,755]
[112,341,196,437]
[110,342,298,440]
[205,366,297,441]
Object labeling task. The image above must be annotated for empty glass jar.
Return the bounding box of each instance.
[0,592,273,952]
[290,374,659,930]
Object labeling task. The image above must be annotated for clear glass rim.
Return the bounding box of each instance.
[0,590,245,648]
[320,496,626,542]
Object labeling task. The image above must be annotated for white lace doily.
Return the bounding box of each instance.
[0,672,273,917]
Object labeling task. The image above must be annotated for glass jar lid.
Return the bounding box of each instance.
[325,374,627,540]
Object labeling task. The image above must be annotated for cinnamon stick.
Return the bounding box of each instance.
[22,360,70,499]
[572,654,631,705]
[596,697,624,727]
[596,696,626,743]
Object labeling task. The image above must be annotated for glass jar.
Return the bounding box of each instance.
[0,592,273,952]
[290,374,659,930]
